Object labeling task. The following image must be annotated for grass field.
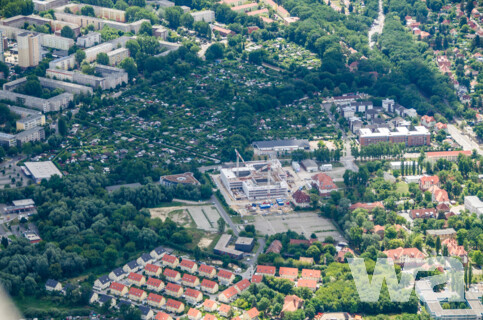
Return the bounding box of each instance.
[396,182,409,194]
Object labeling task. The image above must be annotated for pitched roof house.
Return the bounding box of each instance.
[179,259,198,273]
[256,265,276,276]
[187,308,202,320]
[301,269,321,281]
[161,254,179,268]
[165,299,184,314]
[163,268,181,282]
[279,267,298,280]
[201,278,219,294]
[217,269,235,285]
[147,293,166,308]
[383,247,426,265]
[146,277,165,292]
[198,264,216,278]
[218,286,238,303]
[203,299,218,312]
[144,263,162,277]
[165,282,183,298]
[311,173,337,196]
[182,273,200,287]
[185,288,203,304]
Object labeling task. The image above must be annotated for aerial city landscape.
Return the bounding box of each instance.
[0,0,483,318]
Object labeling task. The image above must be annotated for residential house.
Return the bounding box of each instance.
[96,294,116,307]
[182,274,200,287]
[282,295,303,316]
[442,238,468,264]
[218,286,238,303]
[219,303,232,317]
[429,186,449,204]
[163,268,181,282]
[137,253,154,266]
[198,264,216,279]
[217,269,235,285]
[420,175,440,191]
[311,173,337,196]
[201,279,219,294]
[165,282,183,298]
[203,299,218,312]
[203,315,217,320]
[146,277,165,292]
[410,208,437,219]
[147,293,166,308]
[301,269,321,281]
[251,275,263,283]
[94,275,111,290]
[243,307,260,320]
[46,279,62,292]
[139,305,154,320]
[421,115,436,128]
[336,247,355,263]
[256,265,276,277]
[383,247,426,265]
[292,189,311,207]
[187,308,202,320]
[372,225,385,238]
[129,287,147,302]
[150,246,166,260]
[179,259,198,273]
[235,279,251,293]
[109,267,127,281]
[435,122,447,132]
[185,288,203,304]
[165,299,185,314]
[128,272,146,286]
[426,228,456,241]
[265,240,282,254]
[144,263,162,277]
[155,312,172,320]
[161,254,179,268]
[297,279,317,291]
[109,282,128,296]
[279,267,298,280]
[123,260,140,273]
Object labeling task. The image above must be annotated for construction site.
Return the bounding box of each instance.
[220,150,289,201]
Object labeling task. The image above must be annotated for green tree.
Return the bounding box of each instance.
[60,25,75,39]
[180,12,194,28]
[165,7,182,29]
[139,21,153,36]
[217,217,225,233]
[96,52,110,65]
[58,117,68,136]
[81,5,95,17]
[75,49,86,65]
[205,43,224,60]
[120,57,138,80]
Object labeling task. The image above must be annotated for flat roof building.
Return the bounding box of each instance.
[235,237,255,252]
[252,139,310,155]
[17,32,41,68]
[22,161,62,183]
[359,126,430,147]
[159,172,200,187]
[214,234,244,259]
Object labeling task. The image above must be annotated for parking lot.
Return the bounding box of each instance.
[252,211,346,243]
[187,206,221,232]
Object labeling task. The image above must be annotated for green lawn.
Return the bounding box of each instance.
[395,182,409,194]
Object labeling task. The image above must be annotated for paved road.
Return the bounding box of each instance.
[241,237,265,279]
[340,139,359,172]
[368,0,385,48]
[211,195,239,236]
[447,124,483,155]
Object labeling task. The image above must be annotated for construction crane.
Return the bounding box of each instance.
[235,149,248,177]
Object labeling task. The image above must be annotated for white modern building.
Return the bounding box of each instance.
[22,161,63,183]
[464,196,483,216]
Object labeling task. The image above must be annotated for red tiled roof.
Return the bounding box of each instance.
[185,288,202,299]
[301,269,321,279]
[297,279,317,289]
[251,275,263,283]
[311,173,337,191]
[166,282,182,293]
[128,272,143,282]
[180,259,196,269]
[162,254,177,263]
[163,268,180,278]
[279,267,298,277]
[293,189,310,204]
[187,308,201,318]
[203,314,217,320]
[110,282,126,292]
[218,269,234,279]
[201,279,217,289]
[129,287,145,297]
[349,202,384,211]
[383,247,425,261]
[219,303,231,314]
[410,208,436,219]
[235,279,250,292]
[145,263,160,273]
[246,307,260,319]
[256,265,276,275]
[198,264,215,274]
[282,295,303,313]
[420,175,439,185]
[182,273,199,284]
[147,277,163,287]
[203,299,217,308]
[155,312,171,320]
[220,286,238,299]
[148,292,164,303]
[166,298,183,308]
[266,240,282,253]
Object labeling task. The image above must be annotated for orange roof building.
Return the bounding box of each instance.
[180,259,198,273]
[147,277,165,292]
[182,274,200,288]
[279,267,298,280]
[203,299,218,312]
[256,265,276,276]
[201,278,219,294]
[301,269,321,281]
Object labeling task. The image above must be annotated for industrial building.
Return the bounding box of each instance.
[17,32,41,68]
[213,234,244,259]
[220,152,288,200]
[358,126,430,147]
[252,139,310,155]
[22,161,63,183]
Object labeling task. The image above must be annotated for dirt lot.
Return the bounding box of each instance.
[149,205,222,232]
[253,211,346,243]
